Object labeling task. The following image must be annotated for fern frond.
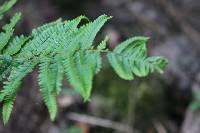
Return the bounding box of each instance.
[38,57,57,120]
[0,61,37,125]
[64,51,101,101]
[107,37,168,79]
[0,5,168,123]
[2,96,15,125]
[0,12,21,52]
[0,0,17,19]
[0,61,37,102]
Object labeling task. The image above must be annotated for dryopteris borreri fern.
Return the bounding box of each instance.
[0,0,168,124]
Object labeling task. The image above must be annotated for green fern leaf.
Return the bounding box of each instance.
[0,4,168,124]
[0,61,36,124]
[107,53,134,80]
[0,12,21,52]
[38,57,57,120]
[2,96,15,125]
[0,61,37,102]
[107,36,168,79]
[0,0,17,19]
[64,51,101,101]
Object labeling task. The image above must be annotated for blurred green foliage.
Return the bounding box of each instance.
[93,65,166,131]
[67,126,83,133]
[190,90,200,110]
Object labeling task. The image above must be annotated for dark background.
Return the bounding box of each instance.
[0,0,200,133]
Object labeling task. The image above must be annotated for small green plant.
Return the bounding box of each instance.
[67,126,83,133]
[0,0,168,124]
[190,89,200,110]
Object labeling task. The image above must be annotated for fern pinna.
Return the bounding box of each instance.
[0,0,168,124]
